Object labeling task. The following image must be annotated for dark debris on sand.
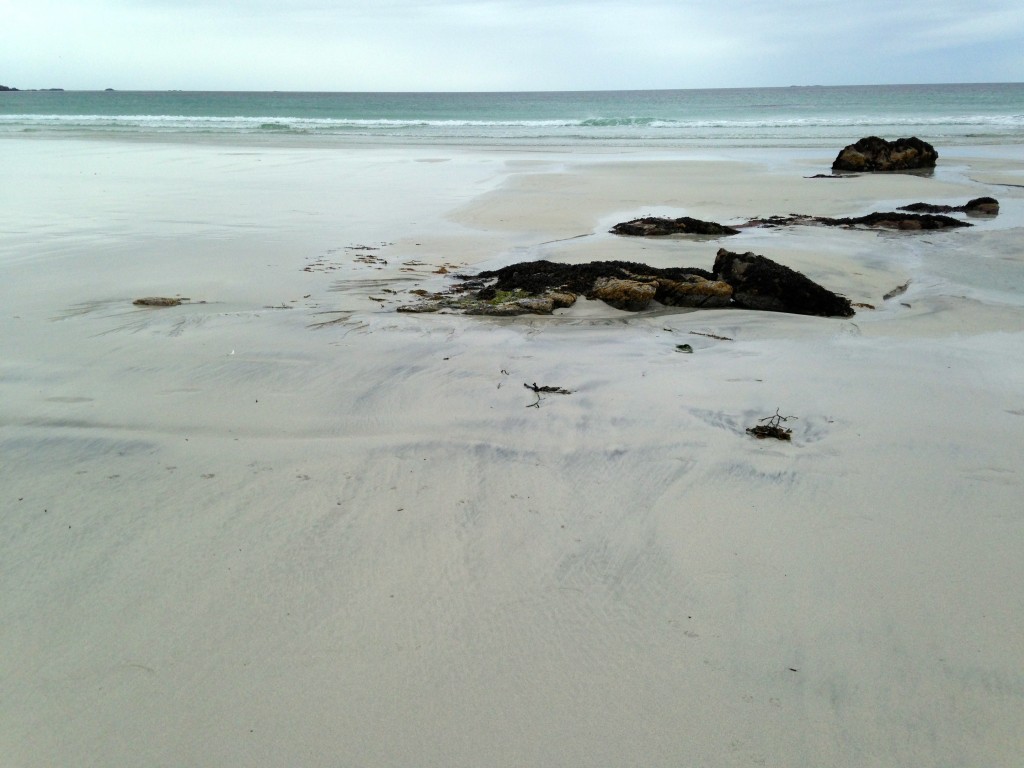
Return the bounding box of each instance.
[746,410,796,441]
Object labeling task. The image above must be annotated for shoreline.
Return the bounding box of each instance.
[2,136,1022,766]
[7,129,1024,153]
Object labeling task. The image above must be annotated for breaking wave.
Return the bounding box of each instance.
[2,111,1022,146]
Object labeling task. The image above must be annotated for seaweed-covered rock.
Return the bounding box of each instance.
[133,297,182,307]
[611,216,739,237]
[475,259,715,296]
[832,136,938,172]
[714,249,854,317]
[820,211,970,229]
[396,256,849,317]
[898,197,999,215]
[743,211,970,230]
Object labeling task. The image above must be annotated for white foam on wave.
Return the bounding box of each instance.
[2,111,1022,145]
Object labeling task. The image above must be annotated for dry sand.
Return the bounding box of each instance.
[2,137,1023,766]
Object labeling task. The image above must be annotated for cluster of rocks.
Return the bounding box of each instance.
[742,194,998,231]
[898,196,999,215]
[832,136,938,172]
[744,210,972,231]
[398,249,853,318]
[393,136,998,322]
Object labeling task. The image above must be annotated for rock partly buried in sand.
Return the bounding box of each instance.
[474,259,731,310]
[832,136,938,172]
[648,274,734,308]
[744,211,970,230]
[464,294,574,316]
[821,211,970,230]
[589,278,658,311]
[714,248,855,317]
[898,196,999,216]
[397,288,577,316]
[474,259,716,296]
[133,297,182,307]
[398,260,732,315]
[611,216,739,237]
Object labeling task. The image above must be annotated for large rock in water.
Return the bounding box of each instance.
[714,249,854,317]
[832,136,938,172]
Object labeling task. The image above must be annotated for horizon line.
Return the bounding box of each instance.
[4,80,1024,95]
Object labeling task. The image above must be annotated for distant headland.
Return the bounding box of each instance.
[1,86,112,92]
[0,86,67,92]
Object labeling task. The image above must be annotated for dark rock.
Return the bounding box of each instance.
[898,202,954,214]
[965,197,999,215]
[133,296,182,307]
[743,211,970,230]
[898,197,999,215]
[611,216,739,237]
[713,249,854,317]
[475,259,715,296]
[821,211,970,229]
[396,256,848,317]
[832,136,938,172]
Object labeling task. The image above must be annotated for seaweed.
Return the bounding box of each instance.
[746,409,796,441]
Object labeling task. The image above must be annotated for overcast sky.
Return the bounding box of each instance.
[4,0,1023,91]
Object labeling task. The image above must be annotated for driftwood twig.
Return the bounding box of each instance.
[746,409,796,441]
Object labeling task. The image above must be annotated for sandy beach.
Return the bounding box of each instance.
[2,136,1023,766]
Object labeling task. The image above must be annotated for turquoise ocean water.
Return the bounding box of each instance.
[2,83,1023,147]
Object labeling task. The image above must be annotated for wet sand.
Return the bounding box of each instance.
[2,137,1023,766]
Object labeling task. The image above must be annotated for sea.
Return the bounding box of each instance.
[2,83,1023,148]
